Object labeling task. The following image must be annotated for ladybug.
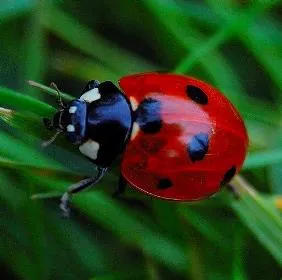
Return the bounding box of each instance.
[43,73,248,215]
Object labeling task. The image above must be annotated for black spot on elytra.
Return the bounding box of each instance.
[186,85,208,105]
[82,80,100,93]
[221,166,236,185]
[135,98,162,134]
[188,133,209,162]
[157,178,173,189]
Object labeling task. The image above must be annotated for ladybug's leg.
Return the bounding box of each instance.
[112,174,147,209]
[112,174,127,198]
[60,167,107,217]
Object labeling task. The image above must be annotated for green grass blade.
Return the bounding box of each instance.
[206,0,282,90]
[0,157,82,180]
[230,176,282,265]
[174,0,279,73]
[51,51,120,83]
[0,0,35,22]
[244,149,282,170]
[28,80,73,101]
[179,206,229,249]
[41,6,157,75]
[0,86,53,115]
[0,130,60,168]
[232,231,249,280]
[74,192,188,272]
[22,0,47,94]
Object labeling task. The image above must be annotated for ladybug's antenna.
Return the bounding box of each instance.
[27,80,67,109]
[50,82,66,109]
[41,130,62,148]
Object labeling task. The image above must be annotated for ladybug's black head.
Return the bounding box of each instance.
[43,99,87,147]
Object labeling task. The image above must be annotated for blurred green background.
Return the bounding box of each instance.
[0,0,282,279]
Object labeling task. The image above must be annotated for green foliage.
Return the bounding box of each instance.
[0,0,281,279]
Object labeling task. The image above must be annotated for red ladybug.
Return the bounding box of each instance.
[43,73,248,215]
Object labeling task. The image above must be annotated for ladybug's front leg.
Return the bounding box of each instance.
[60,167,108,217]
[112,174,127,198]
[112,174,147,209]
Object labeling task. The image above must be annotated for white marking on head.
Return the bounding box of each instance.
[80,88,101,103]
[129,96,138,111]
[67,124,75,132]
[69,106,77,114]
[130,122,140,140]
[79,140,100,160]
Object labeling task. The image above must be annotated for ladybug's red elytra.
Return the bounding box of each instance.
[42,72,248,215]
